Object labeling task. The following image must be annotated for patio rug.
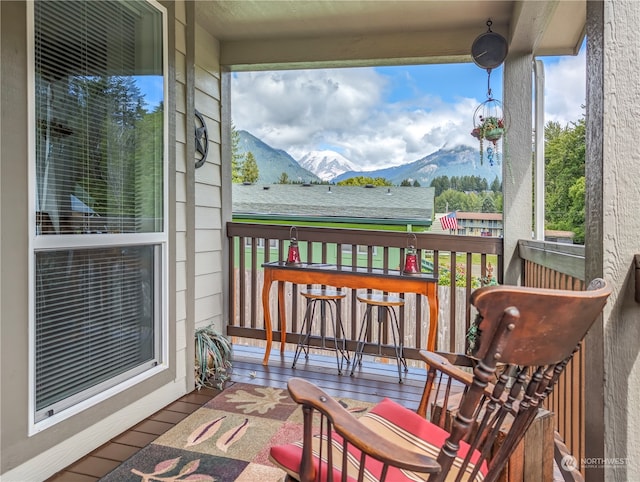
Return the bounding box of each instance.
[99,382,374,482]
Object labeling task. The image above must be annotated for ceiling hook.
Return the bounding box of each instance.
[486,19,493,32]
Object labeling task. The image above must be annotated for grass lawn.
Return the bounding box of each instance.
[233,217,428,232]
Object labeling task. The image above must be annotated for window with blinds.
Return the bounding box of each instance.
[32,0,167,423]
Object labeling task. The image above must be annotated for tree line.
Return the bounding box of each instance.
[430,175,502,213]
[544,118,585,243]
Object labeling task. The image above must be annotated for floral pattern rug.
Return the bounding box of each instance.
[99,383,373,482]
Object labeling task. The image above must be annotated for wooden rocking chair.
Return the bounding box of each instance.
[269,279,611,482]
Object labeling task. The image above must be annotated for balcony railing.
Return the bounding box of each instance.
[519,239,586,473]
[226,222,502,359]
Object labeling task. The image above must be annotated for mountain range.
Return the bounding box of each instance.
[236,130,502,185]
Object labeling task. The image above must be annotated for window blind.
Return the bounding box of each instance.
[35,246,159,415]
[33,0,166,422]
[35,0,164,236]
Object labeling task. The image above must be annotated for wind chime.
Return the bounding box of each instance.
[470,19,509,166]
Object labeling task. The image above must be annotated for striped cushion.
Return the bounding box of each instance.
[269,398,488,482]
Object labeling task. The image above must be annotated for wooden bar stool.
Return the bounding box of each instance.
[292,288,350,374]
[351,293,408,383]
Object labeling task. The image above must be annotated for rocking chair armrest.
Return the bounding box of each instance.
[287,377,442,474]
[419,350,498,396]
[433,351,477,368]
[420,351,475,385]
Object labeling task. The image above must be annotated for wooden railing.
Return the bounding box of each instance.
[518,239,586,472]
[227,222,503,360]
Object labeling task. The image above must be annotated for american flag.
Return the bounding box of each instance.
[439,212,458,231]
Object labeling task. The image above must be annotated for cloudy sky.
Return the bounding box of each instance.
[231,48,585,171]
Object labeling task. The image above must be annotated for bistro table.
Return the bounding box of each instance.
[261,261,439,365]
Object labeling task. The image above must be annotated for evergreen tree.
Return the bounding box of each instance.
[400,179,412,186]
[430,176,450,196]
[481,195,497,213]
[231,124,243,183]
[241,152,259,184]
[278,172,290,184]
[412,179,421,187]
[490,176,502,193]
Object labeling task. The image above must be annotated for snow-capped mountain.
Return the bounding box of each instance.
[332,145,501,186]
[298,150,358,181]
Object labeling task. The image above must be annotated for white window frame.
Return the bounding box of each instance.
[27,0,169,434]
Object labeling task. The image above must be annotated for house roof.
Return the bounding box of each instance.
[232,183,434,225]
[196,1,585,70]
[455,212,502,221]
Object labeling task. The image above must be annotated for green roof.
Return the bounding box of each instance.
[232,184,434,226]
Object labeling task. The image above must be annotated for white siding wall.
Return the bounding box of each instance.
[194,24,224,333]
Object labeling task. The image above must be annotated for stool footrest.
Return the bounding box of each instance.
[351,296,407,383]
[292,294,350,375]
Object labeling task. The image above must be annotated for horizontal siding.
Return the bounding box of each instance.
[195,206,221,229]
[195,251,220,275]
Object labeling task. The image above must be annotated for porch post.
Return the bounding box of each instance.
[501,53,533,285]
[585,2,605,480]
[586,1,640,481]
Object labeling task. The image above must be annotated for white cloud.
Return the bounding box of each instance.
[542,50,586,125]
[232,68,481,170]
[231,54,585,170]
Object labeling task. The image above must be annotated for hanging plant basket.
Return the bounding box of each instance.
[472,98,506,166]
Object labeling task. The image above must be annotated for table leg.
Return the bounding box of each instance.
[262,275,273,365]
[278,281,286,352]
[427,285,439,352]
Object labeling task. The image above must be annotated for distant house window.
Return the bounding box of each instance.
[31,0,167,424]
[245,238,278,250]
[341,245,377,256]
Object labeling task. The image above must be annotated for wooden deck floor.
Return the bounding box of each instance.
[46,344,572,481]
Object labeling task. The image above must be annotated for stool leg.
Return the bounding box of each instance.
[387,307,408,383]
[335,301,350,367]
[326,300,343,374]
[350,305,372,376]
[292,299,317,369]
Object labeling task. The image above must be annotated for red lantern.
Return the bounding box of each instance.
[402,233,421,275]
[286,226,302,265]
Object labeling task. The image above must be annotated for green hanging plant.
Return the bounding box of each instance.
[195,325,233,390]
[471,115,505,166]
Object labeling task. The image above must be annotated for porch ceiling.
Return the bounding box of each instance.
[196,0,585,70]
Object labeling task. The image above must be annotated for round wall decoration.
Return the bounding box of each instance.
[194,109,209,168]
